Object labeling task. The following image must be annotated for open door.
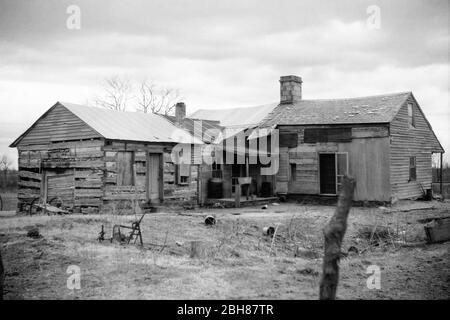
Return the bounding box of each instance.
[319,153,348,195]
[319,154,336,194]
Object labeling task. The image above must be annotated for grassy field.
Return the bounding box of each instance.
[1,201,449,299]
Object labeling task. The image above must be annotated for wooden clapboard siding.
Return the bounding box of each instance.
[15,104,101,146]
[276,147,289,193]
[278,124,391,200]
[389,96,443,200]
[339,137,391,201]
[288,144,320,194]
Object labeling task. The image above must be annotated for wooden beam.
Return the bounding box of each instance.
[319,176,356,300]
[440,152,443,196]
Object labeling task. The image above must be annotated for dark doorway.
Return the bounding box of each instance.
[320,154,336,194]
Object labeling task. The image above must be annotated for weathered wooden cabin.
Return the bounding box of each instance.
[257,75,445,203]
[191,103,278,201]
[10,102,203,214]
[193,75,445,204]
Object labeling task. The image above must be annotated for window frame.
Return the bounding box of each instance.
[409,156,417,181]
[407,103,415,128]
[290,163,297,181]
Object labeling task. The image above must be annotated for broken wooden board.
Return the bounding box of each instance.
[34,203,69,214]
[424,217,450,243]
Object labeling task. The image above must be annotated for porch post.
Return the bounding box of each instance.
[440,152,443,196]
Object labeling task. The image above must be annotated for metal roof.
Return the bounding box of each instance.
[10,102,204,147]
[260,92,412,126]
[190,103,278,128]
[61,102,204,144]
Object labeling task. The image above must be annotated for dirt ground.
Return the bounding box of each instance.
[1,200,449,300]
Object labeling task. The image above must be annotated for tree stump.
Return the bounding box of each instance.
[319,176,356,300]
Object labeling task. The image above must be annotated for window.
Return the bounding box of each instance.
[117,151,134,186]
[177,164,190,185]
[407,103,415,128]
[304,128,352,143]
[212,162,222,178]
[409,156,416,181]
[290,163,297,181]
[180,176,188,184]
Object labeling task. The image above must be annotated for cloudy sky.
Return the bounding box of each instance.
[0,0,449,167]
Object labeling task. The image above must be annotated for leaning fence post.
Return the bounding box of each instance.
[319,176,356,300]
[0,249,4,300]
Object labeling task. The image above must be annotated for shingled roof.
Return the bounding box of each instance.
[259,92,412,127]
[162,115,223,143]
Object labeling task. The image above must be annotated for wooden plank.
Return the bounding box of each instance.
[18,170,42,181]
[18,180,41,188]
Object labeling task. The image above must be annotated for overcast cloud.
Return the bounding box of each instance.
[0,0,449,167]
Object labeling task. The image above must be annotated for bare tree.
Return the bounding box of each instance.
[136,79,181,115]
[0,155,11,172]
[0,154,12,190]
[94,76,132,111]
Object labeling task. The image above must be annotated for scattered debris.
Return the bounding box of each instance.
[205,215,216,226]
[27,228,42,239]
[110,213,146,245]
[262,226,275,236]
[347,246,359,255]
[97,225,105,242]
[356,225,396,245]
[295,247,320,259]
[297,267,319,276]
[176,241,183,246]
[424,217,450,243]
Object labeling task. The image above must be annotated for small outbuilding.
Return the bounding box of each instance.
[10,102,203,213]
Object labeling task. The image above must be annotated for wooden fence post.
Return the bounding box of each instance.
[0,249,4,300]
[319,176,356,300]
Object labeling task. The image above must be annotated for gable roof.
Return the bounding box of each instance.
[259,92,412,127]
[162,115,223,143]
[190,103,278,128]
[10,102,203,147]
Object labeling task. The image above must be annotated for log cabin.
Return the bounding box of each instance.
[10,102,203,214]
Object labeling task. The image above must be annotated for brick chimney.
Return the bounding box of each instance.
[280,75,302,104]
[175,102,186,125]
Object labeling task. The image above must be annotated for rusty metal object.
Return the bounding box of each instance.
[205,216,216,226]
[110,213,146,245]
[424,217,450,243]
[262,226,275,236]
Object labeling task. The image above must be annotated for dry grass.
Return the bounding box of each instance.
[1,201,449,299]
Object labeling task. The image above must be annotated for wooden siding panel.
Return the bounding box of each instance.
[339,138,391,201]
[390,97,440,200]
[17,105,101,146]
